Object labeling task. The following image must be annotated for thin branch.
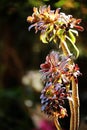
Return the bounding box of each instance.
[71,76,80,130]
[68,97,75,130]
[61,41,71,56]
[54,117,62,130]
[61,41,75,130]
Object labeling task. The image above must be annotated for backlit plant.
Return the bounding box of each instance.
[27,5,84,130]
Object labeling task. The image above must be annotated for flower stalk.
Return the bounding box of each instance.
[61,41,75,130]
[54,117,62,130]
[71,76,80,130]
[61,41,71,56]
[68,97,75,130]
[61,39,80,130]
[27,5,84,130]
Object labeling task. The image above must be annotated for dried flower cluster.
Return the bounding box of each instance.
[40,51,80,84]
[40,82,68,118]
[27,5,84,44]
[27,5,84,130]
[40,51,80,119]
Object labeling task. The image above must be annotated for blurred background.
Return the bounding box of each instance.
[0,0,87,130]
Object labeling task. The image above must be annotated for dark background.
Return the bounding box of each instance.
[0,0,87,130]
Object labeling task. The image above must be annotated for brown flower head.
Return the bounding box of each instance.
[40,51,81,84]
[27,5,84,43]
[40,82,69,118]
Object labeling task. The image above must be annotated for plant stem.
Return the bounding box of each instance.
[68,97,75,130]
[61,41,77,130]
[54,117,62,130]
[71,76,79,130]
[61,41,71,56]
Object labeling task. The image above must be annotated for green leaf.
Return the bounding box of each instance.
[66,35,79,58]
[44,25,54,43]
[69,29,78,36]
[46,25,53,34]
[40,33,48,43]
[69,30,76,44]
[57,29,65,41]
[54,0,67,7]
[43,0,49,1]
[66,30,79,58]
[48,34,55,42]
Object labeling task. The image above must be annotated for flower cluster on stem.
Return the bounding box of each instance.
[27,5,84,130]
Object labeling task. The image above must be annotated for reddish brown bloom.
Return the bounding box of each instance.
[40,51,80,118]
[40,82,69,118]
[27,5,83,130]
[27,5,84,32]
[27,5,84,43]
[40,51,80,84]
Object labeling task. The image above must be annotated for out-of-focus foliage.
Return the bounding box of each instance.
[0,0,87,130]
[54,0,80,8]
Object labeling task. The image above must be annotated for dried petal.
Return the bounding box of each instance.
[27,5,84,43]
[40,82,68,118]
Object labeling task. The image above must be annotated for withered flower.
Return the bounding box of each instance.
[40,82,69,118]
[40,51,80,119]
[40,51,80,84]
[27,5,84,43]
[27,5,83,130]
